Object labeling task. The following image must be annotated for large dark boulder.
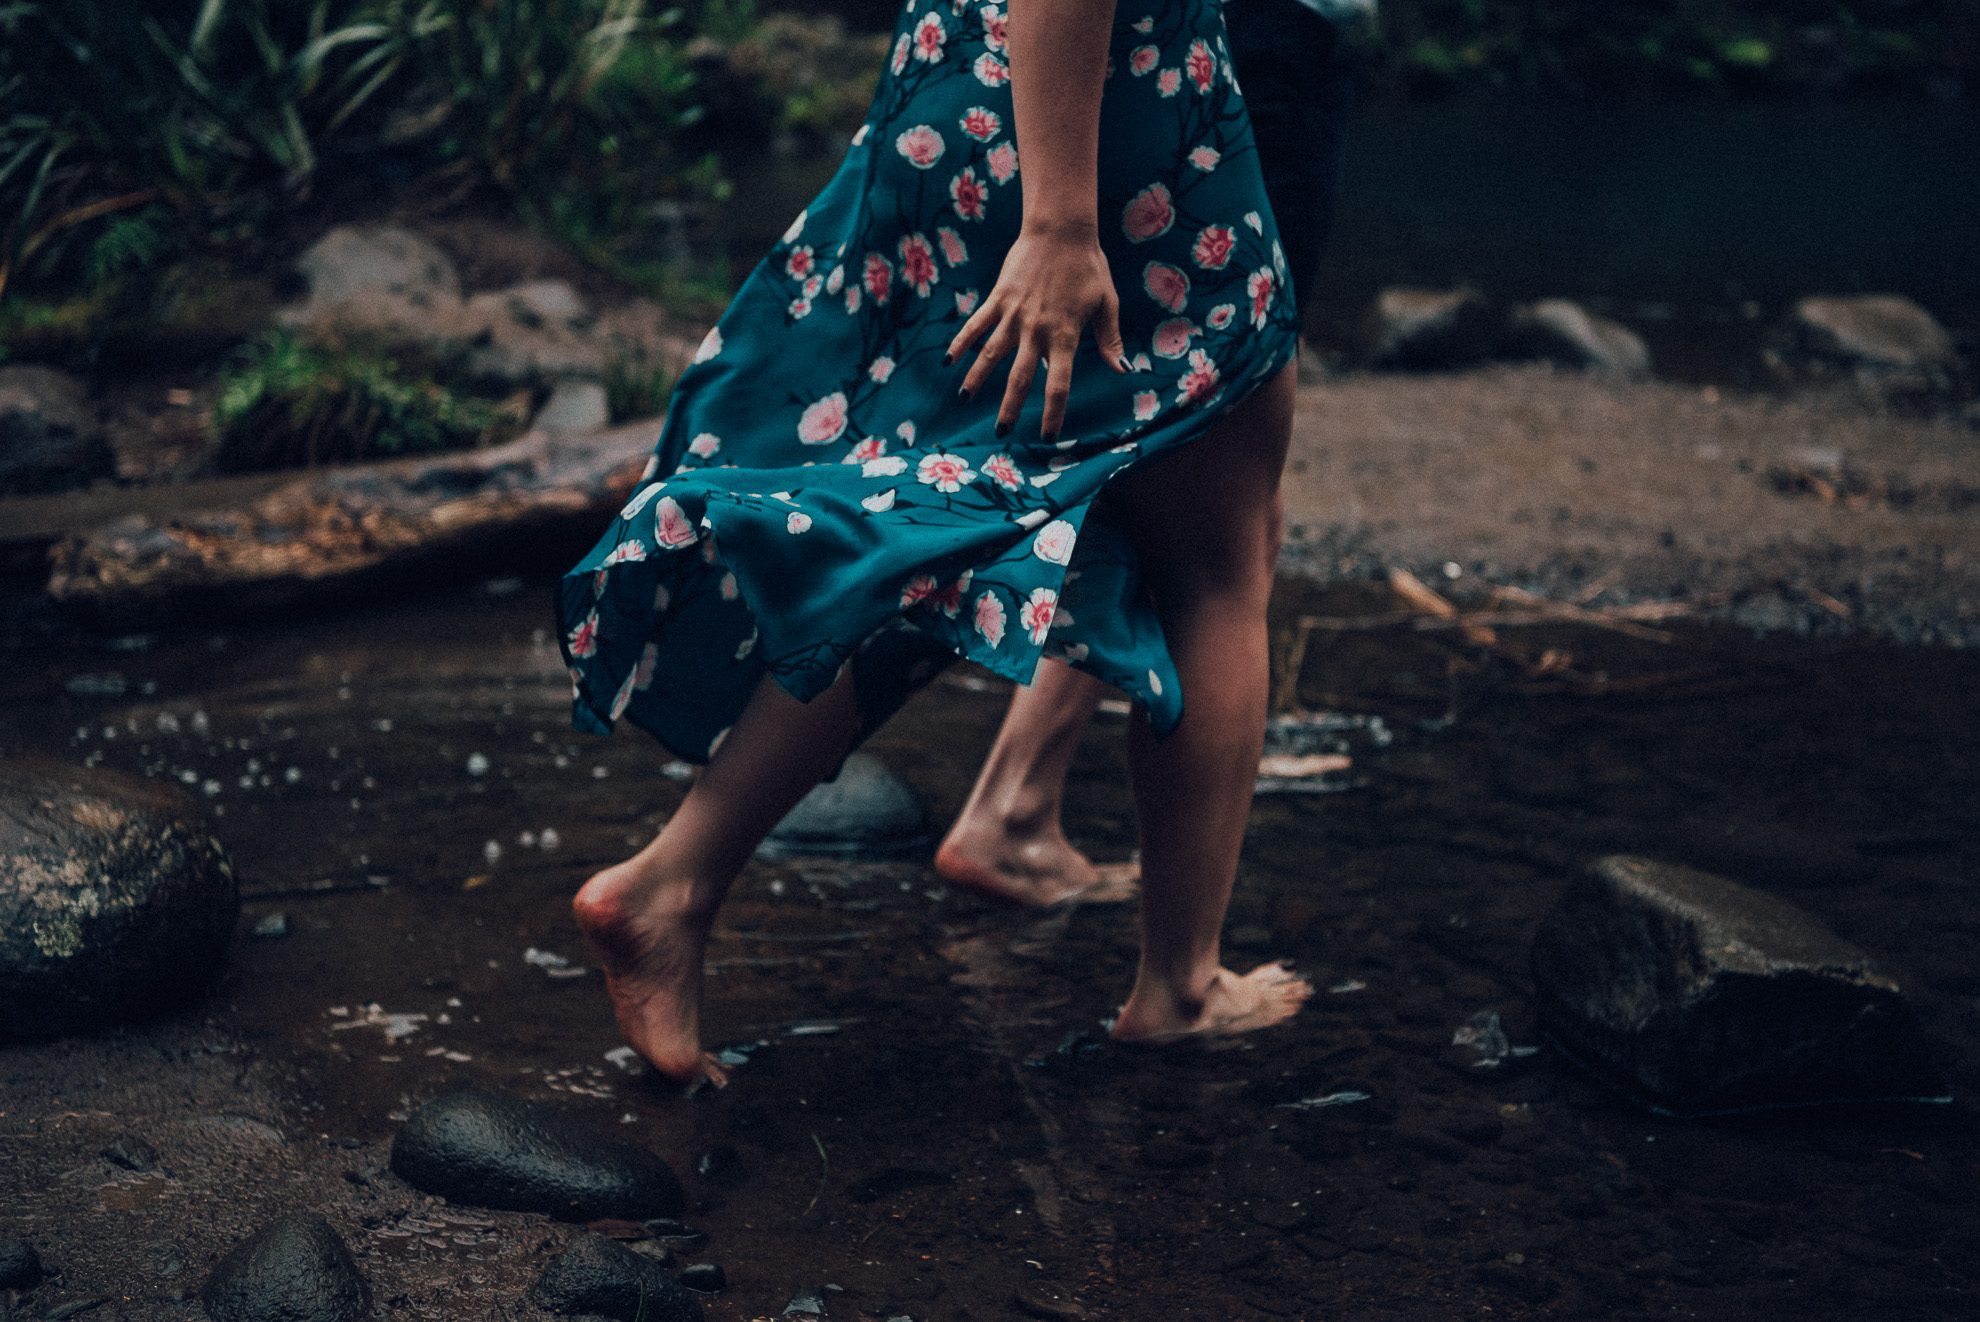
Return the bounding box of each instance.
[391,1091,685,1221]
[0,757,238,1040]
[201,1213,369,1322]
[759,752,928,859]
[1532,855,1948,1115]
[0,364,113,495]
[530,1233,704,1321]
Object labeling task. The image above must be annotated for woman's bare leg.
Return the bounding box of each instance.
[1110,361,1311,1041]
[935,660,1139,905]
[573,671,862,1083]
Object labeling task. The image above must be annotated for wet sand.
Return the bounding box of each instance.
[2,568,1976,1321]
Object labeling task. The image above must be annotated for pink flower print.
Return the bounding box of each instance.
[568,609,599,658]
[1243,210,1264,234]
[937,226,969,266]
[797,391,849,445]
[896,420,918,445]
[868,356,897,383]
[890,32,910,74]
[1020,587,1059,644]
[898,233,940,297]
[956,288,979,316]
[719,572,739,600]
[785,245,814,279]
[782,209,808,244]
[1206,302,1236,330]
[980,5,1007,51]
[609,667,638,720]
[985,141,1018,184]
[1176,347,1221,404]
[1132,15,1153,32]
[1189,145,1220,171]
[949,167,987,221]
[845,436,887,463]
[862,488,896,513]
[863,252,892,306]
[1192,224,1235,270]
[786,511,813,534]
[864,455,908,477]
[974,591,1007,648]
[654,495,698,547]
[693,326,723,363]
[850,123,869,147]
[1142,261,1190,313]
[620,481,665,520]
[688,432,721,458]
[1152,317,1198,359]
[1130,351,1152,372]
[973,52,1009,86]
[1032,518,1077,565]
[1122,182,1174,242]
[913,12,945,61]
[788,297,812,320]
[1247,267,1276,329]
[916,451,977,492]
[1133,390,1160,420]
[1129,45,1159,75]
[895,124,945,169]
[844,280,863,315]
[959,106,1001,141]
[825,264,844,295]
[930,573,970,621]
[982,452,1022,489]
[1187,39,1215,92]
[1156,68,1181,97]
[802,274,823,299]
[900,573,939,610]
[634,641,658,690]
[604,539,647,565]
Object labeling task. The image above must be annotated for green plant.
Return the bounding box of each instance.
[603,344,673,423]
[210,327,529,471]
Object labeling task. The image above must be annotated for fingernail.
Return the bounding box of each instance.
[942,352,954,366]
[995,421,1011,439]
[1117,357,1131,371]
[958,385,971,400]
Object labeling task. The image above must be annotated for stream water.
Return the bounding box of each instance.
[4,574,1978,1320]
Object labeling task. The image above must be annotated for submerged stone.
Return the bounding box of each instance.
[759,753,928,859]
[678,1262,726,1293]
[0,757,238,1041]
[0,1236,42,1289]
[1532,855,1948,1115]
[529,1233,703,1321]
[201,1213,368,1322]
[391,1091,685,1221]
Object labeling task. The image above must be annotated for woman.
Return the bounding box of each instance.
[559,0,1310,1084]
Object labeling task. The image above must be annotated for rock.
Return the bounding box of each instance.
[759,753,928,859]
[45,420,657,628]
[0,1236,42,1289]
[504,280,592,328]
[1507,299,1652,377]
[641,1219,707,1248]
[0,364,114,496]
[1791,295,1956,371]
[529,1233,704,1321]
[200,1213,369,1322]
[101,1133,161,1172]
[1363,287,1496,370]
[0,757,238,1040]
[288,225,462,318]
[1014,1279,1091,1321]
[781,1288,827,1316]
[1532,855,1948,1115]
[677,1262,725,1293]
[535,381,611,433]
[391,1091,685,1221]
[252,912,288,938]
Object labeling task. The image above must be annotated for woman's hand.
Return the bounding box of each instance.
[945,223,1128,444]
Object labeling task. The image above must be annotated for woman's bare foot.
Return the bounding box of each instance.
[935,816,1139,907]
[1111,961,1312,1044]
[572,856,729,1087]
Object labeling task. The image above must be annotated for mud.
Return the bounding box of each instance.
[1,571,1976,1321]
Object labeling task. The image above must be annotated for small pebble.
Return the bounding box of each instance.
[253,912,289,939]
[678,1261,726,1293]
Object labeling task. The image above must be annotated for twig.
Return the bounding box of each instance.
[805,1132,829,1214]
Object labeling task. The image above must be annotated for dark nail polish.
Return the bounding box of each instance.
[1117,357,1131,371]
[995,421,1011,438]
[942,352,954,366]
[958,385,971,400]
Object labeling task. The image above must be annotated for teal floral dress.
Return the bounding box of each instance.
[560,0,1300,760]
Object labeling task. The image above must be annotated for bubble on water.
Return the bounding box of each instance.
[553,755,569,768]
[102,727,117,740]
[446,997,462,1007]
[76,726,89,740]
[1443,561,1463,579]
[523,947,569,969]
[285,766,302,783]
[538,829,561,850]
[202,779,222,796]
[246,758,261,773]
[180,769,198,784]
[660,761,695,781]
[518,831,536,847]
[191,711,210,735]
[374,718,393,733]
[259,774,271,787]
[591,765,610,779]
[604,1046,645,1074]
[483,840,502,863]
[238,775,254,790]
[156,713,180,733]
[466,753,489,776]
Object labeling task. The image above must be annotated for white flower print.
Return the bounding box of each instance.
[937,226,969,266]
[850,123,869,146]
[960,106,1001,141]
[687,433,721,458]
[1142,261,1190,313]
[789,297,812,319]
[862,488,897,513]
[1129,45,1159,75]
[797,392,850,444]
[785,245,814,279]
[982,453,1022,489]
[955,289,979,316]
[864,455,909,477]
[568,609,599,657]
[1189,145,1220,171]
[1133,390,1160,421]
[826,265,845,294]
[693,326,723,363]
[912,11,945,61]
[1032,518,1077,564]
[896,420,918,445]
[782,210,808,244]
[986,141,1018,184]
[609,666,638,720]
[1148,669,1163,697]
[895,124,945,169]
[917,451,977,492]
[973,52,1010,86]
[1243,210,1264,234]
[900,573,940,609]
[1206,302,1236,330]
[603,540,647,565]
[845,436,886,464]
[1029,472,1060,488]
[1176,347,1221,404]
[890,32,911,74]
[950,166,988,220]
[1020,587,1059,644]
[1157,68,1181,96]
[869,356,897,383]
[787,511,813,534]
[899,233,940,296]
[1247,267,1276,329]
[980,5,1007,51]
[1153,317,1199,359]
[974,590,1007,647]
[1132,15,1153,31]
[620,481,666,520]
[1122,182,1174,242]
[654,495,698,547]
